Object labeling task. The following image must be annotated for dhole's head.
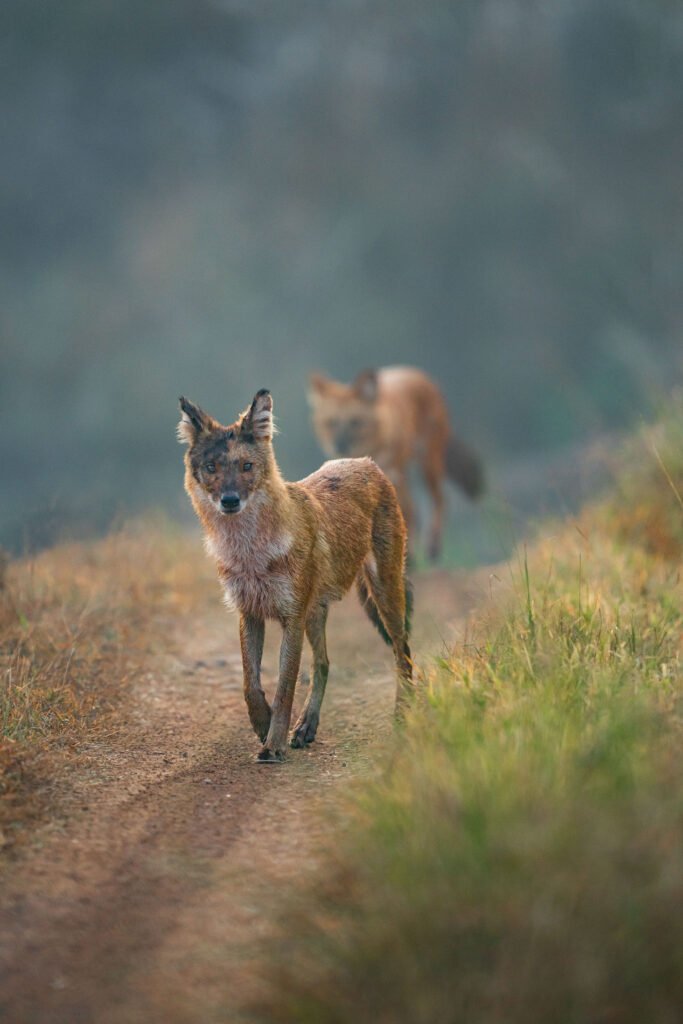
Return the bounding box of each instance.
[177,390,275,516]
[308,369,379,458]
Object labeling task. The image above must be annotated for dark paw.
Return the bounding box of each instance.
[256,747,285,764]
[290,716,319,748]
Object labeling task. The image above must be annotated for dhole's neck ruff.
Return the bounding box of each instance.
[201,473,291,576]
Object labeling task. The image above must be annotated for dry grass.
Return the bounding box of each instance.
[0,516,210,849]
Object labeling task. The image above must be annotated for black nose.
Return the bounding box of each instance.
[220,492,240,511]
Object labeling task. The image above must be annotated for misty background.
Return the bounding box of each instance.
[3,0,682,561]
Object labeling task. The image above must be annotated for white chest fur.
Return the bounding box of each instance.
[204,506,295,619]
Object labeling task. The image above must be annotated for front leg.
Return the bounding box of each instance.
[239,613,270,742]
[258,616,305,763]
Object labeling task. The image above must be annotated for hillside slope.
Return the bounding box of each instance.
[256,399,683,1024]
[0,530,481,1023]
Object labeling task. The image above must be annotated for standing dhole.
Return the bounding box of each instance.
[178,389,412,762]
[309,366,483,561]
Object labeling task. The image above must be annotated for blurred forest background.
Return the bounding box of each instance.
[2,0,682,558]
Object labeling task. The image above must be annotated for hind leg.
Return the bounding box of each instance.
[366,510,414,715]
[291,603,329,748]
[388,467,417,565]
[421,440,446,563]
[368,572,413,715]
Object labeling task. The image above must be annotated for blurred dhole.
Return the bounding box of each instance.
[309,366,483,561]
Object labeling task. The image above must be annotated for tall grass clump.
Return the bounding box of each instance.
[0,517,208,844]
[259,402,683,1024]
[603,391,683,559]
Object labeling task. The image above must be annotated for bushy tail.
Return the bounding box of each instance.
[357,574,413,647]
[404,576,413,638]
[446,434,484,499]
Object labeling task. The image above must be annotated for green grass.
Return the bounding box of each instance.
[257,398,683,1024]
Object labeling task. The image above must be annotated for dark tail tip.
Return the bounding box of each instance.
[446,435,485,499]
[404,576,414,638]
[356,576,393,646]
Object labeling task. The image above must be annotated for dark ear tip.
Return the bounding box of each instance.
[255,388,271,399]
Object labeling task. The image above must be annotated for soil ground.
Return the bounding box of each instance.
[0,567,488,1023]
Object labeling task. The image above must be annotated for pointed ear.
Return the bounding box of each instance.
[353,368,378,402]
[308,371,330,395]
[177,396,212,445]
[241,389,275,442]
[308,372,329,408]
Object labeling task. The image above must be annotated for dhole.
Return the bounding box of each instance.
[178,389,412,762]
[309,366,483,561]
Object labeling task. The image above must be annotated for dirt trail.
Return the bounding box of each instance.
[0,568,487,1024]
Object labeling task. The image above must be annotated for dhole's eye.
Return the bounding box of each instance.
[243,462,253,472]
[204,462,216,474]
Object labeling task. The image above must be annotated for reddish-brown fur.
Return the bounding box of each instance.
[309,366,483,561]
[178,390,412,762]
